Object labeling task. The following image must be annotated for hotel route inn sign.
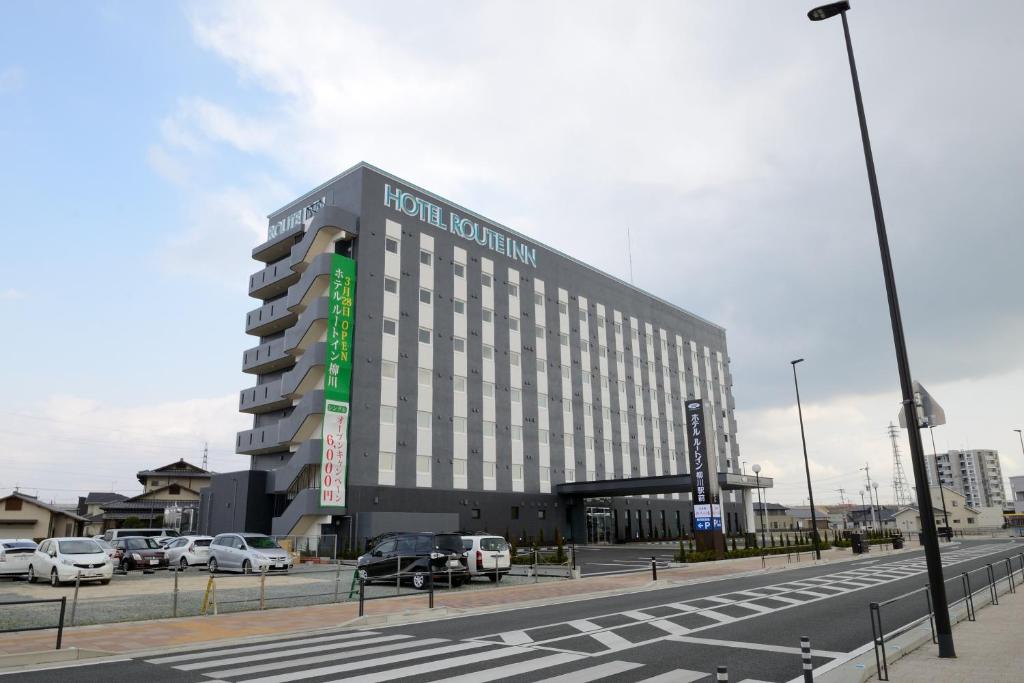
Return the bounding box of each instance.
[320,254,356,507]
[685,399,725,557]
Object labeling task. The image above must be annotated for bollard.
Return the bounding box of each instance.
[70,572,81,626]
[801,636,813,682]
[651,556,658,581]
[396,555,402,595]
[571,542,576,570]
[448,565,453,590]
[428,568,434,609]
[533,550,539,584]
[333,562,341,602]
[56,597,66,650]
[716,664,728,682]
[259,566,267,610]
[173,566,180,618]
[358,577,365,617]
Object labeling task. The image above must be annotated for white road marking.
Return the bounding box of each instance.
[634,668,708,683]
[568,619,603,632]
[623,610,652,620]
[145,630,380,664]
[317,645,537,683]
[541,660,644,682]
[696,609,737,623]
[441,652,585,683]
[174,634,412,670]
[237,641,494,683]
[498,630,534,645]
[667,635,845,658]
[648,618,691,635]
[198,637,448,678]
[592,629,636,650]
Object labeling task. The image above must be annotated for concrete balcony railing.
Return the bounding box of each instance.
[249,259,299,300]
[271,488,332,536]
[289,206,359,273]
[268,439,321,494]
[284,297,329,354]
[280,342,326,399]
[236,424,284,456]
[245,298,298,337]
[278,390,325,446]
[239,379,290,414]
[242,338,294,375]
[252,225,302,264]
[287,253,333,314]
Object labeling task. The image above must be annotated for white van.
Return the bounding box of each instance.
[103,528,181,543]
[461,535,511,581]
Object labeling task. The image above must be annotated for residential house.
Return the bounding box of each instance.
[76,492,128,536]
[0,492,88,540]
[787,505,831,530]
[753,502,797,531]
[98,459,212,532]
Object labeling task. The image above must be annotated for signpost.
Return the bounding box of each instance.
[685,399,725,558]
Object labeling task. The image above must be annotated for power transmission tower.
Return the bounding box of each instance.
[202,442,209,471]
[889,422,911,507]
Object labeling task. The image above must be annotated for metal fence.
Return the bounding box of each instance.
[270,534,337,562]
[0,597,66,649]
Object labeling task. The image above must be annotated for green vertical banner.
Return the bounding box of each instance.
[321,254,356,507]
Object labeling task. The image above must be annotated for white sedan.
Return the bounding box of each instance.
[0,539,38,577]
[163,535,214,569]
[28,538,113,586]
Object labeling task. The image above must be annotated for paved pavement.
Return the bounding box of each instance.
[3,539,1020,682]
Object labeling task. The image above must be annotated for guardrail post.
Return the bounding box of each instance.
[1004,557,1016,593]
[800,636,813,682]
[56,597,66,650]
[869,602,888,681]
[986,564,999,605]
[70,572,81,627]
[961,572,975,621]
[173,566,179,618]
[358,577,365,617]
[651,556,658,581]
[396,555,401,595]
[533,550,538,584]
[333,562,341,602]
[428,568,434,609]
[923,585,936,644]
[716,664,728,682]
[259,566,267,610]
[448,564,453,590]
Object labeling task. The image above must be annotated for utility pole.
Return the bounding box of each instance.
[202,442,209,471]
[861,464,878,528]
[836,488,847,505]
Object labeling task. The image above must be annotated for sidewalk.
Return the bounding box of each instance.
[0,545,898,659]
[868,581,1023,682]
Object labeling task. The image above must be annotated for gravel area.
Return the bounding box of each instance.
[0,564,566,631]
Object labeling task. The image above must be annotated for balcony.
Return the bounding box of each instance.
[271,488,339,536]
[236,424,284,456]
[252,225,303,264]
[242,339,294,375]
[278,390,325,446]
[289,206,359,272]
[249,259,299,300]
[239,379,290,414]
[245,299,298,337]
[268,439,321,494]
[284,297,329,353]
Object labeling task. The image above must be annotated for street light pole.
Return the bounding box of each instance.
[791,359,821,559]
[807,0,955,657]
[1015,429,1024,459]
[752,464,767,548]
[871,481,881,528]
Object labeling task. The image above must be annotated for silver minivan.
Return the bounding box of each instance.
[208,533,293,574]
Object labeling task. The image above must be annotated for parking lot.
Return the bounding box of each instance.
[0,561,568,632]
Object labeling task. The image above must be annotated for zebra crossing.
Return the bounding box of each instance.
[137,543,1012,683]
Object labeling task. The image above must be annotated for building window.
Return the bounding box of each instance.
[539,429,549,444]
[383,319,397,335]
[534,292,543,306]
[454,299,465,315]
[420,250,432,266]
[561,365,570,379]
[384,277,398,294]
[4,498,22,511]
[453,417,467,433]
[614,322,622,335]
[454,376,466,393]
[483,421,496,437]
[419,288,432,304]
[418,328,431,344]
[381,359,397,379]
[560,333,569,346]
[482,308,493,323]
[510,387,521,403]
[559,302,568,315]
[537,392,548,405]
[483,345,494,360]
[509,317,520,332]
[511,464,524,479]
[417,368,431,387]
[538,509,546,520]
[417,411,431,429]
[580,340,589,353]
[511,506,520,520]
[380,406,396,425]
[511,425,523,440]
[483,462,496,478]
[168,484,180,495]
[385,237,399,254]
[510,351,521,367]
[540,467,550,483]
[508,283,519,297]
[453,263,465,278]
[471,508,481,519]
[379,452,395,472]
[536,326,545,339]
[453,337,466,353]
[416,456,431,475]
[563,398,572,413]
[482,273,492,287]
[483,382,495,398]
[579,310,588,323]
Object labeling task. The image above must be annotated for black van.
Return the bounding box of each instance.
[357,532,468,589]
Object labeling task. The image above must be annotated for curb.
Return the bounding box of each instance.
[0,647,118,674]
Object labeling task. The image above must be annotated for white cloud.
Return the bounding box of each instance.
[0,394,251,500]
[0,288,26,300]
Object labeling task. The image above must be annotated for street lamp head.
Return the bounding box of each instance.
[752,463,761,474]
[791,358,805,365]
[872,482,879,489]
[807,1,850,21]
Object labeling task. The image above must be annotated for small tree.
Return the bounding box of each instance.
[678,537,687,562]
[730,536,737,552]
[555,531,566,563]
[537,528,545,548]
[123,516,144,529]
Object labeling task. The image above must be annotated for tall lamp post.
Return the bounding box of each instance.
[871,481,881,529]
[858,490,867,528]
[791,358,821,559]
[807,1,955,656]
[1015,429,1024,458]
[752,464,767,548]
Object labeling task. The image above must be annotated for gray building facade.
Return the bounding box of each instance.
[202,163,744,549]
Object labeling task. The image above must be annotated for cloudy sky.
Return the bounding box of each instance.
[2,1,1021,506]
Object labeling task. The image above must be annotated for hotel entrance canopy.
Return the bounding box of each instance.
[556,472,773,498]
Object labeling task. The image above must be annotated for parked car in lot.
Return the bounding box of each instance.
[357,532,468,589]
[0,539,38,577]
[208,533,292,574]
[163,535,213,569]
[28,538,113,586]
[111,537,169,571]
[461,535,511,581]
[94,538,117,561]
[102,528,181,544]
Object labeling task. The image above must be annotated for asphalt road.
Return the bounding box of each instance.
[8,539,1022,683]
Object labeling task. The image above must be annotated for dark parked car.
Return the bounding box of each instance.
[111,537,169,571]
[357,532,468,589]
